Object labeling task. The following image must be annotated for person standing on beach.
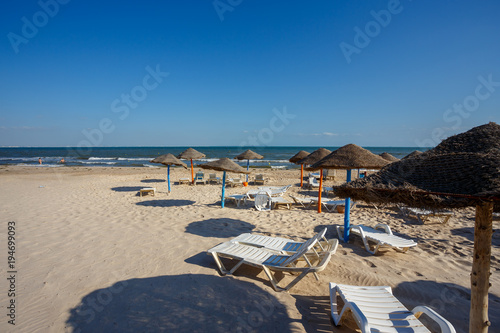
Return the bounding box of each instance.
[38,157,42,164]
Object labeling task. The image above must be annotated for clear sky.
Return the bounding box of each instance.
[1,0,499,148]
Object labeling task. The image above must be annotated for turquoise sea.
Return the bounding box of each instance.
[0,146,429,168]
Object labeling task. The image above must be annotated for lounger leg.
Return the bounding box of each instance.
[210,253,245,275]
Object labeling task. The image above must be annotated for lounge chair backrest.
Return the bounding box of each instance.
[195,172,204,179]
[254,191,271,211]
[282,234,320,266]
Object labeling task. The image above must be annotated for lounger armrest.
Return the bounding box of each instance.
[412,306,456,333]
[329,283,370,331]
[374,223,393,235]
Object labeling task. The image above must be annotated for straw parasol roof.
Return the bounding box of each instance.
[234,149,263,160]
[428,122,500,156]
[297,148,331,165]
[199,158,251,174]
[401,150,423,160]
[151,154,187,168]
[379,152,399,162]
[289,150,310,164]
[308,144,390,170]
[177,148,205,160]
[335,151,500,209]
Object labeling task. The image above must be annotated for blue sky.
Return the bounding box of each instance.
[1,0,499,147]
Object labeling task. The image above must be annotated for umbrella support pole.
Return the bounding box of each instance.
[167,165,171,193]
[246,160,249,183]
[221,171,226,208]
[470,201,493,333]
[318,169,323,213]
[190,159,194,184]
[343,169,352,242]
[300,164,303,187]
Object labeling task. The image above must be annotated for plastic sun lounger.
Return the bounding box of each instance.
[289,194,315,208]
[254,191,292,210]
[329,283,456,333]
[230,228,339,257]
[178,177,190,185]
[208,234,333,292]
[399,205,453,224]
[224,194,247,207]
[207,173,221,184]
[336,223,417,255]
[139,187,156,197]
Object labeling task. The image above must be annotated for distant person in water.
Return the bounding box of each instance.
[38,157,42,164]
[59,158,65,163]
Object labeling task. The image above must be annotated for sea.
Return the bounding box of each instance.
[0,146,428,169]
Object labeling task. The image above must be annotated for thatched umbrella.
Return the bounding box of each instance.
[289,150,310,187]
[234,149,263,182]
[309,144,389,229]
[150,154,187,193]
[178,148,206,185]
[298,148,332,212]
[199,158,251,208]
[335,122,500,332]
[379,152,399,162]
[402,150,423,160]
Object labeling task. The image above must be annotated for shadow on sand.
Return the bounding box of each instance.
[65,274,297,333]
[136,199,195,208]
[111,186,144,192]
[141,179,166,183]
[185,218,255,238]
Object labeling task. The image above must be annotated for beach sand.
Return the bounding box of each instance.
[0,165,498,332]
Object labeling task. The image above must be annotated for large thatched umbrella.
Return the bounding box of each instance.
[335,122,500,333]
[178,148,206,185]
[309,144,389,230]
[150,154,187,193]
[289,150,310,187]
[298,148,332,212]
[199,158,251,208]
[379,152,399,162]
[234,149,263,182]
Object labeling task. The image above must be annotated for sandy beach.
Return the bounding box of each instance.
[0,165,498,333]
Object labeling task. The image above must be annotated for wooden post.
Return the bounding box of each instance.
[317,169,323,213]
[190,159,194,184]
[470,201,493,333]
[300,164,303,187]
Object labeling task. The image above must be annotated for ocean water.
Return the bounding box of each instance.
[0,146,428,168]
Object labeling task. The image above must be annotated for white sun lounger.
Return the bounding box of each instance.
[208,234,333,291]
[329,283,456,333]
[337,223,417,255]
[224,194,247,207]
[230,228,338,256]
[254,190,292,210]
[399,205,453,224]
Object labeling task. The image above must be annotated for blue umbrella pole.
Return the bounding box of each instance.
[221,171,226,208]
[167,165,171,193]
[343,169,352,242]
[246,160,250,182]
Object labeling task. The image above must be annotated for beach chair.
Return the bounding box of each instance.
[226,176,243,187]
[399,205,453,224]
[178,177,190,185]
[207,173,221,184]
[254,174,268,185]
[329,283,456,333]
[321,200,347,213]
[139,187,156,197]
[323,169,336,180]
[207,234,333,291]
[289,194,315,208]
[254,191,292,210]
[307,176,320,189]
[224,194,247,207]
[193,171,206,185]
[337,223,417,255]
[230,228,339,257]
